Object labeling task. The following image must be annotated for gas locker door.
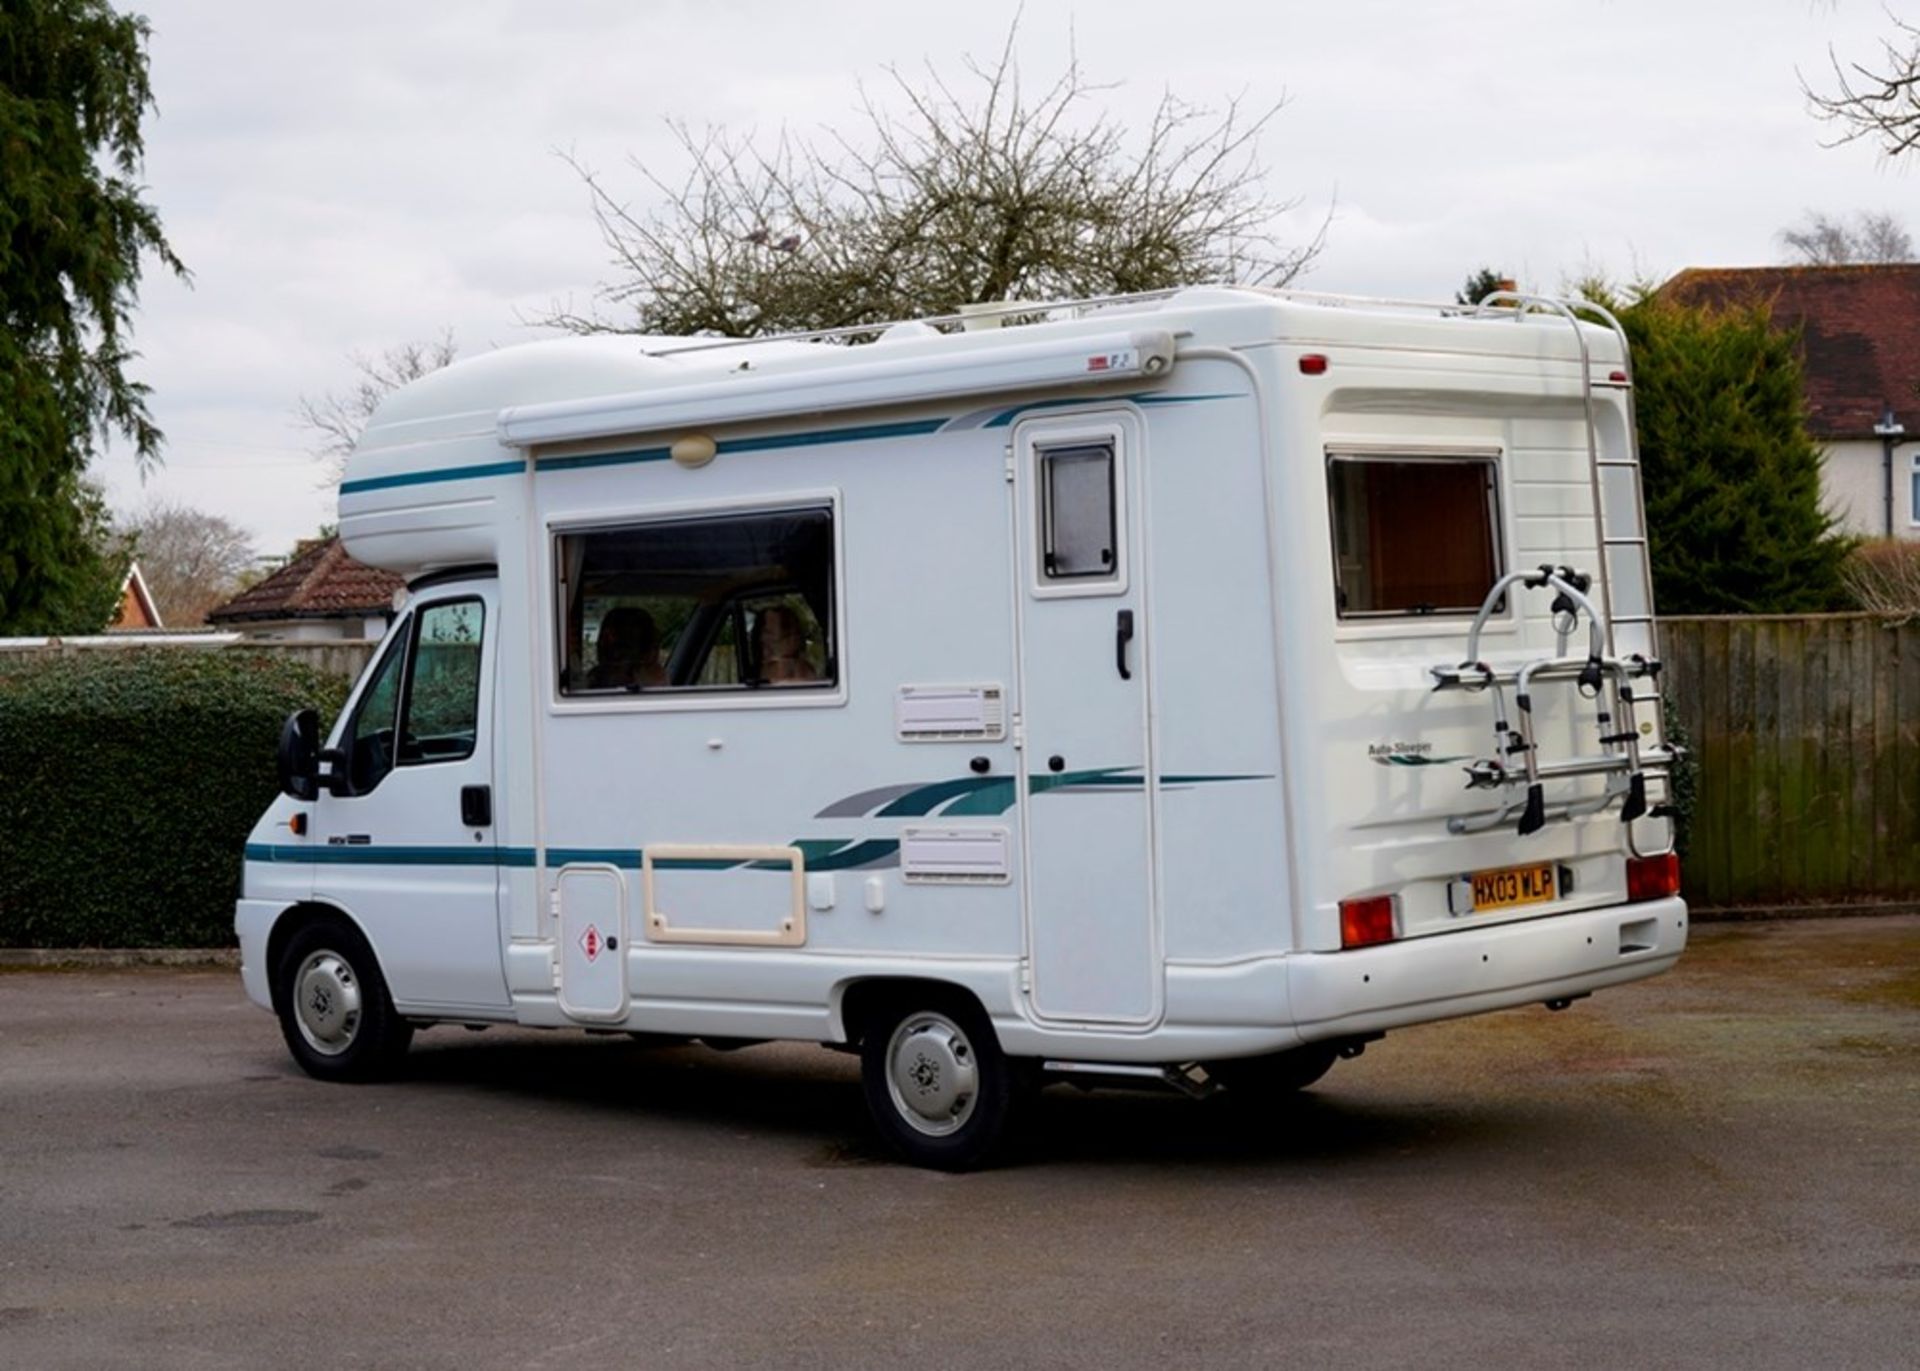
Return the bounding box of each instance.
[1013,411,1159,1025]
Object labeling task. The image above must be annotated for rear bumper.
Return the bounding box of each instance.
[1287,896,1687,1041]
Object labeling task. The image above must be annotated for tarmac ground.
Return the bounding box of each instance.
[1,916,1916,1369]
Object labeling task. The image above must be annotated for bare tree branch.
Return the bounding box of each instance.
[1803,14,1920,160]
[295,329,459,484]
[1778,208,1915,263]
[534,21,1323,339]
[117,499,257,626]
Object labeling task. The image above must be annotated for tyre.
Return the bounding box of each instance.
[275,915,413,1083]
[860,994,1020,1171]
[1206,1043,1339,1101]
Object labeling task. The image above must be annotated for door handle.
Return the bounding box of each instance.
[460,784,492,828]
[1115,609,1135,680]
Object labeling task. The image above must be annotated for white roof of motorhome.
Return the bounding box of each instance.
[355,288,1625,452]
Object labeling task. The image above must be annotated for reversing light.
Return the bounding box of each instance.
[1340,895,1397,949]
[1299,353,1329,375]
[1626,852,1681,903]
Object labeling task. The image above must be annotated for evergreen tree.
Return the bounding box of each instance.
[1456,266,1508,306]
[1619,291,1851,614]
[0,1,184,633]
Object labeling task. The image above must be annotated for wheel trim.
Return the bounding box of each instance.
[884,1012,979,1137]
[293,950,364,1057]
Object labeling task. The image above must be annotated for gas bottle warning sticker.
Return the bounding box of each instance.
[579,924,602,963]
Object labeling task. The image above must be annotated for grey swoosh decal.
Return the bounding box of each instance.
[814,783,923,818]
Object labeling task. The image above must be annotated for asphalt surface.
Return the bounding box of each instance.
[2,917,1916,1370]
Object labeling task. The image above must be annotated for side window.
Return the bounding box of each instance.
[341,620,409,794]
[1328,454,1502,617]
[557,505,836,696]
[399,599,484,764]
[1910,455,1918,527]
[1039,441,1117,581]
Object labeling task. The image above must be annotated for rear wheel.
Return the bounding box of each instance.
[1207,1044,1339,1101]
[860,995,1020,1171]
[275,915,412,1082]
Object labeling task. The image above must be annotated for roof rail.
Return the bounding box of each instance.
[638,289,1187,357]
[635,283,1609,360]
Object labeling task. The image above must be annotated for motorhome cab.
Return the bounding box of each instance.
[239,287,1686,1169]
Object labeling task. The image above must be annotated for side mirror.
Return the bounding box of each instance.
[277,709,321,801]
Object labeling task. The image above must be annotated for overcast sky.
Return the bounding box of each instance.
[96,0,1912,558]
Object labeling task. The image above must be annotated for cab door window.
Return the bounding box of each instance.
[339,622,408,794]
[399,599,484,764]
[335,597,486,795]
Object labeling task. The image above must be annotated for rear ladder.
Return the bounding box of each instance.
[1431,293,1678,855]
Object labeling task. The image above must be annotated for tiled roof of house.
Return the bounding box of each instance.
[1657,264,1920,440]
[207,536,404,624]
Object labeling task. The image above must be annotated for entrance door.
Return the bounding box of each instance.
[307,584,508,1012]
[1014,413,1159,1024]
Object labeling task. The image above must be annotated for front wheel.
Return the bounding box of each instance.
[275,915,413,1082]
[860,996,1020,1171]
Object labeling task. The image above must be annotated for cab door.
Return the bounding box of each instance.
[308,582,508,1012]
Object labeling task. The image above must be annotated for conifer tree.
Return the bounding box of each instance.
[1619,293,1851,614]
[0,1,184,633]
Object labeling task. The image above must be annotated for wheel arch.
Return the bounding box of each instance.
[833,976,992,1047]
[265,900,378,1013]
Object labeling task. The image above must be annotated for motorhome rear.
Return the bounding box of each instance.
[239,287,1687,1168]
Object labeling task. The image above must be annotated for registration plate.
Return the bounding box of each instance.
[1469,861,1557,912]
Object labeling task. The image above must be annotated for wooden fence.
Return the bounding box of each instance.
[1662,614,1920,910]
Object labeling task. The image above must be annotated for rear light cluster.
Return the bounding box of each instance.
[1339,895,1397,950]
[1626,852,1681,903]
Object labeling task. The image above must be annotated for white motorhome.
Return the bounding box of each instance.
[239,287,1686,1168]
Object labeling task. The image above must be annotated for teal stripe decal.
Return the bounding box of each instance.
[875,776,1004,817]
[335,395,1241,498]
[244,839,901,871]
[340,459,526,496]
[345,417,958,496]
[537,417,948,478]
[801,839,900,871]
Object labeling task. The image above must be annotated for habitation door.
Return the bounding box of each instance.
[306,583,508,1012]
[1013,412,1159,1025]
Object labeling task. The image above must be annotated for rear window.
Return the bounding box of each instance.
[1328,454,1502,617]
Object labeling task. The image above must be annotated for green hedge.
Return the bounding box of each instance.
[0,651,348,947]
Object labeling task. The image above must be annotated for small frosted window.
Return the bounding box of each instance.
[1041,443,1116,580]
